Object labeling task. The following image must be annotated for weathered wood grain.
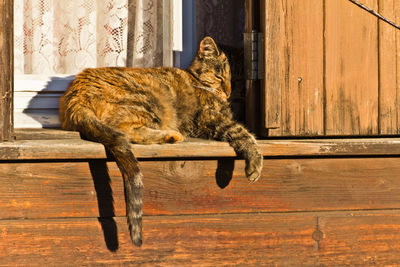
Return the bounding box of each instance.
[0,0,13,141]
[2,211,400,266]
[261,0,398,137]
[379,0,400,134]
[3,158,400,219]
[14,128,81,140]
[317,211,400,265]
[262,0,281,131]
[274,0,324,136]
[325,0,379,135]
[397,0,400,136]
[0,214,317,266]
[3,131,400,160]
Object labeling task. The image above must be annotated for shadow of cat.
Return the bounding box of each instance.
[216,158,235,188]
[18,75,74,128]
[87,157,235,251]
[88,159,119,252]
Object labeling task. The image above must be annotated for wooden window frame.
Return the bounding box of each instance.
[0,0,13,141]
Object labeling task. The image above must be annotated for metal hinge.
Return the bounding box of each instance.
[244,31,265,80]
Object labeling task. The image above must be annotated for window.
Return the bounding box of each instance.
[10,0,183,129]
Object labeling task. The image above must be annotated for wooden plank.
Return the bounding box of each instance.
[0,214,317,266]
[325,0,379,135]
[318,211,400,265]
[0,138,107,160]
[398,1,400,137]
[13,75,73,128]
[3,136,400,160]
[0,0,13,141]
[14,109,60,128]
[379,0,400,134]
[2,211,400,265]
[272,0,324,136]
[262,0,281,130]
[14,74,74,92]
[14,92,61,110]
[162,0,173,67]
[3,158,400,219]
[14,128,81,140]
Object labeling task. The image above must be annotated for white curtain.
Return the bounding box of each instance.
[13,0,170,128]
[14,0,165,75]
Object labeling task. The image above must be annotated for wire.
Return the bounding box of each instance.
[347,0,400,30]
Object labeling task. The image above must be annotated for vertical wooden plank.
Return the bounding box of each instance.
[0,0,13,141]
[271,0,324,136]
[397,3,400,135]
[262,0,281,132]
[162,0,173,67]
[397,1,400,134]
[378,0,400,134]
[325,0,379,135]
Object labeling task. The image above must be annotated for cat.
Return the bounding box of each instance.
[59,37,263,247]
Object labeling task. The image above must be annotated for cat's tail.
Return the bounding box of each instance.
[70,112,144,247]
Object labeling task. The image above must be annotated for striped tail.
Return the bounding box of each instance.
[72,112,144,247]
[111,142,143,247]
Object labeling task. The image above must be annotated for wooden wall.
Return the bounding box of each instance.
[263,0,400,137]
[3,158,400,265]
[3,132,400,265]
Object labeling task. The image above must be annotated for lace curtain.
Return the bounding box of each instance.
[14,0,165,75]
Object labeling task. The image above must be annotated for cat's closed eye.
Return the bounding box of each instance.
[214,74,223,80]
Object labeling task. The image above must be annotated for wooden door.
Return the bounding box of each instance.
[260,0,400,137]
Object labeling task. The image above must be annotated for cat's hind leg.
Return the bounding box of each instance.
[126,126,183,144]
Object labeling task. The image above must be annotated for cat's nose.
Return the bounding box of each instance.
[223,83,231,98]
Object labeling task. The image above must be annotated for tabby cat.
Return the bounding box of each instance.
[59,37,263,247]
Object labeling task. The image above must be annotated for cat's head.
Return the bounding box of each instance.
[188,37,232,99]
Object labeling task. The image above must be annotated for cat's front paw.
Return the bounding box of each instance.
[245,152,263,183]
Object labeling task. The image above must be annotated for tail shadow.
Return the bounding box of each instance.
[88,159,119,252]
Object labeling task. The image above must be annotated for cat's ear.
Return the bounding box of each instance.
[199,37,220,59]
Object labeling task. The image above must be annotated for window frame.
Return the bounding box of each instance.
[0,0,13,141]
[4,0,188,134]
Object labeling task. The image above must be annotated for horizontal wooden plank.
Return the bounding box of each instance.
[0,213,317,266]
[2,211,400,266]
[14,92,61,109]
[13,75,72,128]
[14,109,60,128]
[14,74,74,92]
[318,211,400,265]
[0,138,106,160]
[3,131,400,160]
[2,158,400,219]
[14,128,81,140]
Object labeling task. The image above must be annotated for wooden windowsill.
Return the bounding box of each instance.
[0,128,400,161]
